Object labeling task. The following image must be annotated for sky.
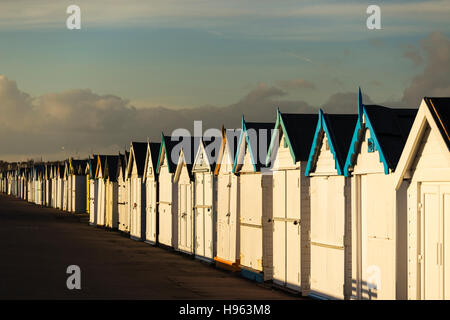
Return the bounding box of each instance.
[0,0,449,161]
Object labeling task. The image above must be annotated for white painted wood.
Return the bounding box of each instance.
[89,179,98,224]
[97,178,106,226]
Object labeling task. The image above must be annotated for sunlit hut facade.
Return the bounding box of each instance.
[117,151,130,233]
[393,97,450,300]
[173,137,199,255]
[344,91,417,300]
[127,142,148,240]
[143,142,161,244]
[305,110,357,299]
[265,110,318,294]
[104,155,120,229]
[233,117,274,282]
[86,155,99,225]
[156,134,181,249]
[192,136,220,262]
[68,159,88,213]
[56,162,65,210]
[95,155,109,227]
[214,127,241,270]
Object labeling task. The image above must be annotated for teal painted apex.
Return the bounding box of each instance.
[304,109,343,176]
[265,109,297,167]
[343,88,390,176]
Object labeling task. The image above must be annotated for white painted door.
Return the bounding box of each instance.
[217,174,231,261]
[159,168,173,247]
[240,174,263,271]
[97,180,105,226]
[179,183,193,252]
[146,179,157,242]
[420,183,450,300]
[273,170,301,290]
[194,173,214,259]
[89,179,97,224]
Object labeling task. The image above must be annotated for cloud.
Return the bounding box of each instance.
[403,45,423,66]
[275,79,316,91]
[402,31,450,106]
[321,92,374,114]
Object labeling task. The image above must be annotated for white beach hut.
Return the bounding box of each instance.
[104,155,119,229]
[233,117,274,282]
[191,136,221,262]
[173,138,198,254]
[344,90,417,300]
[127,142,148,240]
[117,151,130,233]
[68,159,88,213]
[143,143,161,244]
[156,134,181,249]
[214,127,241,269]
[304,110,357,299]
[265,110,318,293]
[95,155,108,227]
[393,97,450,300]
[87,155,99,225]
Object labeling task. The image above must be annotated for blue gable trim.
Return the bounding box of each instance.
[156,132,168,174]
[343,100,390,176]
[265,109,297,166]
[305,110,343,176]
[232,116,257,173]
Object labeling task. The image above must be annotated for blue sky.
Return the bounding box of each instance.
[0,0,449,160]
[0,0,448,108]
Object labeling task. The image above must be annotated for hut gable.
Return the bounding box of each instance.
[156,134,183,174]
[266,110,318,169]
[233,118,274,173]
[394,97,450,189]
[344,89,417,176]
[215,127,240,176]
[305,110,357,176]
[127,142,148,178]
[143,142,161,181]
[193,137,220,173]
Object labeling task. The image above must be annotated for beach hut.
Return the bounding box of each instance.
[87,155,99,225]
[63,161,70,211]
[191,136,221,261]
[104,155,119,229]
[27,167,34,203]
[127,142,148,240]
[214,127,241,269]
[34,165,43,205]
[95,155,109,227]
[117,151,130,233]
[265,110,318,293]
[56,162,65,209]
[44,163,51,207]
[393,97,450,300]
[173,137,201,254]
[68,159,88,213]
[344,90,417,300]
[305,110,357,299]
[233,117,274,282]
[156,134,181,249]
[143,143,161,244]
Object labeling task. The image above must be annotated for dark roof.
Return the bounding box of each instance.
[161,135,183,173]
[424,97,450,150]
[226,129,241,162]
[244,121,275,171]
[149,142,161,172]
[131,142,148,176]
[180,137,202,176]
[197,135,222,172]
[105,155,119,182]
[280,113,318,162]
[364,105,417,170]
[323,114,358,169]
[117,153,126,180]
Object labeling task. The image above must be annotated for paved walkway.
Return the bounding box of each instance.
[0,194,302,300]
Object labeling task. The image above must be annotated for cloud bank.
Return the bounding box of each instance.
[0,32,448,161]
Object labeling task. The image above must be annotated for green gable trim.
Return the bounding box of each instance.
[343,107,390,177]
[305,110,343,176]
[265,109,297,167]
[232,116,258,173]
